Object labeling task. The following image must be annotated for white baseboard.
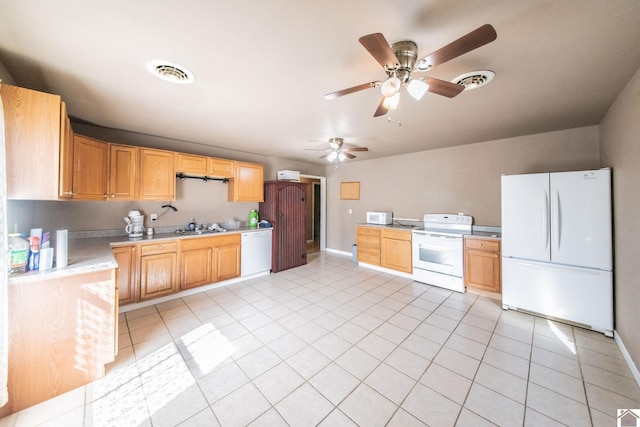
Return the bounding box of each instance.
[119,270,270,313]
[325,247,352,257]
[615,330,640,389]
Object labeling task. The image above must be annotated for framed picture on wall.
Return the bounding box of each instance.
[340,182,360,200]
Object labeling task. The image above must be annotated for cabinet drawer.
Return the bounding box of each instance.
[212,234,241,246]
[357,226,381,237]
[357,234,380,247]
[140,242,178,255]
[381,229,411,241]
[465,238,500,252]
[180,237,216,251]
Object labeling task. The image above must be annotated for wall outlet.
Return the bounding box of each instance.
[150,214,157,222]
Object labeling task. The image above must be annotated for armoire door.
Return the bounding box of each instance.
[276,184,307,271]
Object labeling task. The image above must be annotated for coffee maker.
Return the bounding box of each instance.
[124,210,145,238]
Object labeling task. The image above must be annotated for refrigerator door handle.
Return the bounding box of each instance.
[543,190,549,249]
[555,190,561,252]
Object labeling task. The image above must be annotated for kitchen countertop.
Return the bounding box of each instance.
[8,226,272,285]
[358,223,501,238]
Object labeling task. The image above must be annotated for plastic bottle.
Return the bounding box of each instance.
[248,210,259,229]
[28,236,40,271]
[8,233,29,274]
[188,218,196,231]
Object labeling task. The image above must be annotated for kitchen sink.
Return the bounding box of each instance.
[175,228,228,235]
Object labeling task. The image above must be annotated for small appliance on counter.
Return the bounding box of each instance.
[124,210,145,238]
[366,211,393,225]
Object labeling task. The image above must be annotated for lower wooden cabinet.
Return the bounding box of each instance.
[139,241,179,300]
[357,226,381,265]
[464,237,501,293]
[381,229,412,273]
[214,235,241,281]
[357,226,412,273]
[180,234,241,290]
[112,245,137,304]
[1,269,116,417]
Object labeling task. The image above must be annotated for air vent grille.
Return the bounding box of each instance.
[452,70,495,91]
[147,60,195,84]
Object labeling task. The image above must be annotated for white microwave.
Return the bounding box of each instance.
[367,211,393,225]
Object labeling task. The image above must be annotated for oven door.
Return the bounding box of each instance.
[412,231,463,277]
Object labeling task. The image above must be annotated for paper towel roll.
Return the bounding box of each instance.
[56,229,68,269]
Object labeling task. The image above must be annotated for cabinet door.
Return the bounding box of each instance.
[180,248,213,289]
[228,162,264,202]
[2,84,63,200]
[208,157,235,178]
[58,101,74,199]
[73,135,108,199]
[381,236,412,273]
[108,145,137,200]
[138,148,176,200]
[464,249,501,293]
[356,226,381,265]
[139,251,178,300]
[215,244,241,281]
[176,153,208,175]
[112,245,137,305]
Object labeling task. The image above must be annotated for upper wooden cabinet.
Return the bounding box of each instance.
[71,135,109,200]
[208,157,234,178]
[108,144,137,200]
[175,153,235,178]
[228,161,264,202]
[58,101,74,199]
[2,84,66,200]
[176,153,208,175]
[138,148,176,200]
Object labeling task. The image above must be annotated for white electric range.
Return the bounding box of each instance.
[412,214,473,292]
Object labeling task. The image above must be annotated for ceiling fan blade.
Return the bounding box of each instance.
[344,152,357,159]
[416,24,497,71]
[359,33,399,69]
[324,81,378,100]
[425,77,465,98]
[346,147,369,152]
[319,153,329,159]
[373,96,389,117]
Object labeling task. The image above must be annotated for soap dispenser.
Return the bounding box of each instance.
[248,210,259,229]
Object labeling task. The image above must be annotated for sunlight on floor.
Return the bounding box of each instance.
[548,319,577,355]
[180,323,237,377]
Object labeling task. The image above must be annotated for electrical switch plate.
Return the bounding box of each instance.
[151,214,157,222]
[349,209,352,214]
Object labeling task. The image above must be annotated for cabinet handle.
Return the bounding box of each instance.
[111,194,116,198]
[479,243,483,246]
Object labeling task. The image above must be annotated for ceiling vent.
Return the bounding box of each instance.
[147,60,195,84]
[452,70,495,91]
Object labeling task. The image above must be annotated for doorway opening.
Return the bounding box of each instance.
[300,175,325,254]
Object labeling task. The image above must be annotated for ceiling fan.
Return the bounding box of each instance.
[325,24,497,117]
[306,137,369,161]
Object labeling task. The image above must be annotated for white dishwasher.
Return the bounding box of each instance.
[241,229,273,276]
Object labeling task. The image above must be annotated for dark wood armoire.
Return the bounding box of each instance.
[259,181,308,272]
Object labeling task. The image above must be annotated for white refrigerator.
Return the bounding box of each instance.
[501,168,613,336]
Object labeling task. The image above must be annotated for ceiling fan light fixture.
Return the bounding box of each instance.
[337,152,347,162]
[406,79,429,100]
[326,151,338,162]
[381,77,401,97]
[383,92,400,110]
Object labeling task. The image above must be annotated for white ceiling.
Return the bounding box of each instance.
[1,0,640,165]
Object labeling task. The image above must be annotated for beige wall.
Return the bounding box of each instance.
[600,67,640,373]
[325,126,600,253]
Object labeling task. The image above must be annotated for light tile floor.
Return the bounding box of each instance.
[2,252,640,426]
